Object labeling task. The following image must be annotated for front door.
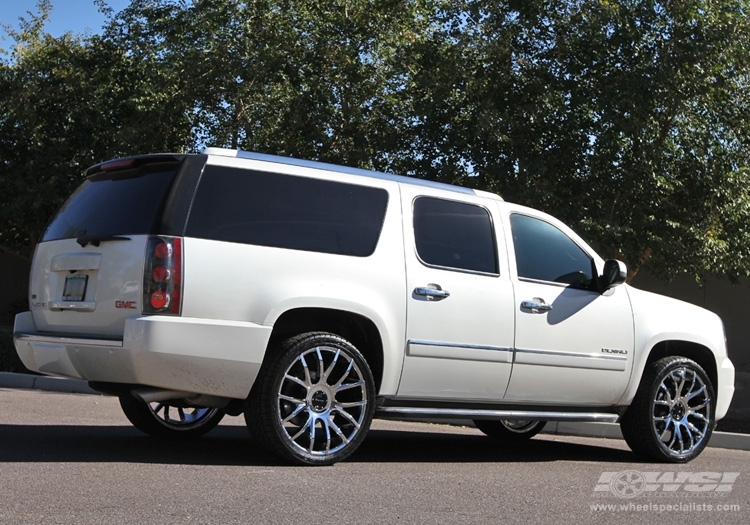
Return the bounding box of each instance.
[503,211,635,405]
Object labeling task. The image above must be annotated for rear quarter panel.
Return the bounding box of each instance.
[180,181,407,396]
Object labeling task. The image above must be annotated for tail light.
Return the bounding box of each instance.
[143,236,182,315]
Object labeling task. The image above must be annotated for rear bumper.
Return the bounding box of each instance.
[13,311,272,399]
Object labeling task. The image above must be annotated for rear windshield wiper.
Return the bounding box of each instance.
[76,235,132,247]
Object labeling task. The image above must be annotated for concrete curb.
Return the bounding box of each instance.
[2,371,749,451]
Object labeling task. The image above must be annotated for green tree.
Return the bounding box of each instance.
[413,0,750,282]
[0,0,195,259]
[104,0,435,169]
[4,0,750,285]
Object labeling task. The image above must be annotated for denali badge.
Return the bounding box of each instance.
[601,348,628,355]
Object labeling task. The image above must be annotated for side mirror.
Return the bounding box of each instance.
[598,259,627,292]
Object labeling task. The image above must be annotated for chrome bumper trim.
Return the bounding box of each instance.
[14,332,123,348]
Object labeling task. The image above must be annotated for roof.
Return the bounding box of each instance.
[203,147,502,200]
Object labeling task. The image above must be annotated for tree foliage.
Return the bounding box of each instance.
[2,0,750,283]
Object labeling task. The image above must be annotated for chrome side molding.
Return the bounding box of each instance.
[376,406,620,423]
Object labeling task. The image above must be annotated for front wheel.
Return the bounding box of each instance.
[620,356,715,463]
[246,332,376,466]
[119,395,224,439]
[473,419,546,440]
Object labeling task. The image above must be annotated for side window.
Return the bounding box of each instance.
[510,214,595,288]
[186,166,389,257]
[413,197,498,274]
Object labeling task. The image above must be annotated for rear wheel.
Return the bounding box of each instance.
[119,395,224,439]
[620,356,714,463]
[246,332,376,466]
[473,419,546,440]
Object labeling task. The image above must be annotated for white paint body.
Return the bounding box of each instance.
[15,148,735,420]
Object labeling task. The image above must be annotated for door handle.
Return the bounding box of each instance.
[414,284,450,300]
[521,299,553,313]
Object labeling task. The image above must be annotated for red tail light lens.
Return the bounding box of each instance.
[152,265,171,283]
[143,236,182,315]
[150,290,169,310]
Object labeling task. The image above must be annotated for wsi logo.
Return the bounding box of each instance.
[115,300,137,309]
[595,471,740,498]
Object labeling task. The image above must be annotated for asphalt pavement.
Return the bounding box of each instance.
[1,371,748,452]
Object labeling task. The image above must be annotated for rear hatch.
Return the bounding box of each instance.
[29,155,187,337]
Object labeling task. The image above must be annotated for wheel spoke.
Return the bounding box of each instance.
[336,379,365,392]
[284,373,308,389]
[308,417,317,453]
[689,398,710,411]
[332,358,356,389]
[322,418,334,453]
[322,349,341,383]
[289,416,312,442]
[686,422,705,440]
[282,403,307,424]
[327,418,349,446]
[279,393,305,404]
[686,383,706,401]
[300,354,313,387]
[334,404,362,429]
[338,399,367,409]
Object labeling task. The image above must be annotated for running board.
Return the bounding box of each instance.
[376,406,620,423]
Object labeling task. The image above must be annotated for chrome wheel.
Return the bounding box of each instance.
[277,345,368,457]
[147,402,222,432]
[247,332,376,465]
[620,356,714,463]
[119,395,224,439]
[501,420,542,433]
[474,419,546,440]
[651,365,712,458]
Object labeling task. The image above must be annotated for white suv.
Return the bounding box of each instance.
[14,148,735,465]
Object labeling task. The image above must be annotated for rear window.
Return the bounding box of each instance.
[185,166,389,257]
[42,163,180,242]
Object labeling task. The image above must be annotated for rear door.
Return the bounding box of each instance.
[397,187,515,401]
[28,156,188,337]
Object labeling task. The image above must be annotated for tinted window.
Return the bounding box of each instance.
[186,166,389,257]
[510,214,594,287]
[413,197,498,274]
[42,165,179,242]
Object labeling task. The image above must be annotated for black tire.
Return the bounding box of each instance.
[473,419,546,441]
[246,332,376,466]
[119,395,224,439]
[620,356,715,463]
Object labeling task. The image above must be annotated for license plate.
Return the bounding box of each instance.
[62,274,88,302]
